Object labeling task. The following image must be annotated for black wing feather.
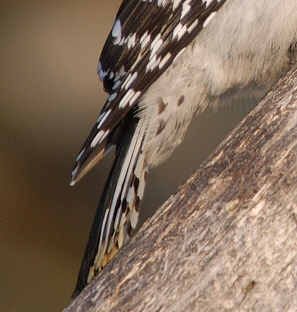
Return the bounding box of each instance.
[71,0,226,183]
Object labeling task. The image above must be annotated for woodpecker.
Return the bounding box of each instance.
[71,0,297,297]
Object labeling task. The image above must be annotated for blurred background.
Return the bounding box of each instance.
[1,1,250,311]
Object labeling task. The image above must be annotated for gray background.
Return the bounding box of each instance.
[1,1,250,311]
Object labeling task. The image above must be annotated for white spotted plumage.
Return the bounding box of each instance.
[72,0,297,297]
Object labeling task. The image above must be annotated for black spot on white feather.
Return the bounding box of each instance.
[158,97,167,114]
[121,200,128,215]
[175,121,183,132]
[156,119,166,135]
[134,196,141,213]
[133,177,139,193]
[127,224,134,237]
[177,95,185,106]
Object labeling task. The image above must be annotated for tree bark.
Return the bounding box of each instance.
[64,66,297,312]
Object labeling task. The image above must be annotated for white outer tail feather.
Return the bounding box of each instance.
[73,115,148,296]
[98,118,147,263]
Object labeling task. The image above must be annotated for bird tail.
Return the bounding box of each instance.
[73,113,147,297]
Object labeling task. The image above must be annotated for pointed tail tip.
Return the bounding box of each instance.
[70,164,81,186]
[70,172,77,186]
[70,170,81,186]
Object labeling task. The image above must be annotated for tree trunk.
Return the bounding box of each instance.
[64,66,297,312]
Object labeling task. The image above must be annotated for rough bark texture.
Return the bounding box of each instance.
[64,66,297,312]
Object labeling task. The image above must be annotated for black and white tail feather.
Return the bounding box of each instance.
[71,0,227,297]
[73,112,147,297]
[71,0,297,298]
